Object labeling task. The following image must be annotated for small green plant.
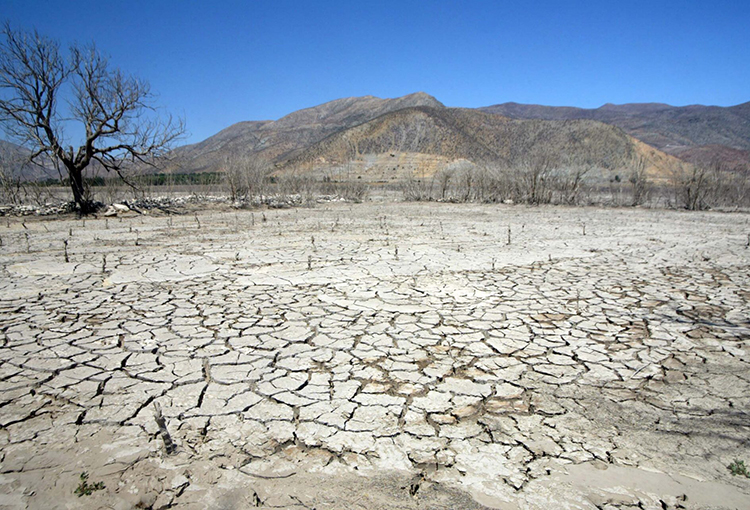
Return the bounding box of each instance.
[728,459,750,478]
[74,472,105,497]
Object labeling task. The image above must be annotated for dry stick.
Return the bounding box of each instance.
[507,225,511,245]
[202,358,211,383]
[101,254,107,273]
[153,403,176,455]
[630,363,651,379]
[63,239,69,263]
[194,213,201,229]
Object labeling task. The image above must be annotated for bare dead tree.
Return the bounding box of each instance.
[223,155,246,202]
[0,24,184,214]
[223,154,270,204]
[557,163,592,205]
[435,167,454,200]
[629,155,649,206]
[401,173,434,201]
[671,162,714,211]
[460,164,474,202]
[516,152,558,205]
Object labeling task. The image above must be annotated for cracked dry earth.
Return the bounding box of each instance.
[1,202,749,510]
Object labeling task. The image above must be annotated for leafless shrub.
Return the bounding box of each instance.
[514,153,558,205]
[223,155,245,202]
[629,156,650,206]
[333,180,368,202]
[401,174,434,201]
[24,180,57,206]
[557,163,593,205]
[223,155,269,204]
[471,166,497,202]
[700,162,750,210]
[478,165,514,203]
[458,164,475,202]
[671,163,716,210]
[435,167,454,200]
[276,173,318,206]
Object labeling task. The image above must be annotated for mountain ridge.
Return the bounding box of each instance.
[171,92,444,173]
[279,104,684,183]
[479,101,750,170]
[4,93,748,181]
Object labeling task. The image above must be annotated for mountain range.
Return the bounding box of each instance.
[479,101,750,171]
[171,93,747,182]
[3,93,748,182]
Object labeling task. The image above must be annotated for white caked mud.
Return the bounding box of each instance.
[1,202,749,509]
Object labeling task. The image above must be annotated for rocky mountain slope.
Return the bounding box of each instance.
[278,105,685,183]
[479,102,750,170]
[172,92,444,173]
[172,94,686,183]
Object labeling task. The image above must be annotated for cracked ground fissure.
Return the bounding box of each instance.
[0,202,749,509]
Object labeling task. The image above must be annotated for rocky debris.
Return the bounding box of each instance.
[0,202,749,508]
[0,201,77,216]
[0,192,359,218]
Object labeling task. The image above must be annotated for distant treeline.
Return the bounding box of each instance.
[39,172,223,187]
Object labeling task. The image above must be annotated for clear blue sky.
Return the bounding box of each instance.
[3,0,749,144]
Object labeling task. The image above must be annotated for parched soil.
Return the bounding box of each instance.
[0,202,749,509]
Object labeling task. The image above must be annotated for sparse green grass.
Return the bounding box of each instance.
[727,459,750,478]
[74,472,105,497]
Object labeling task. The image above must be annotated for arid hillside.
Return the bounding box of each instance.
[5,92,742,185]
[171,92,444,173]
[278,105,685,183]
[480,101,750,170]
[168,94,689,184]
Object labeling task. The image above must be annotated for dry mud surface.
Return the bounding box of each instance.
[1,202,749,509]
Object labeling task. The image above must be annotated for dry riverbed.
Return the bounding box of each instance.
[0,201,749,509]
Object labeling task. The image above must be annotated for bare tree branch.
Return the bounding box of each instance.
[0,23,184,214]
